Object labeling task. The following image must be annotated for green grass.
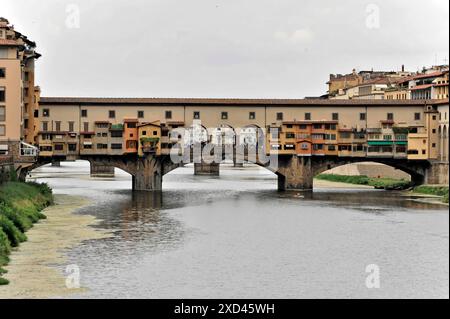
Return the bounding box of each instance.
[315,174,412,190]
[413,185,449,203]
[0,181,53,285]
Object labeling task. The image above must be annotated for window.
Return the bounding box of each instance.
[142,131,147,136]
[0,68,5,78]
[340,132,351,138]
[81,110,88,117]
[127,122,137,129]
[0,87,4,102]
[55,121,61,132]
[0,106,5,121]
[328,145,336,151]
[313,124,322,129]
[42,109,50,117]
[285,132,295,139]
[301,143,309,150]
[54,144,64,151]
[360,113,366,121]
[138,111,144,118]
[422,150,426,155]
[96,144,108,149]
[153,131,158,136]
[111,131,123,138]
[432,143,436,148]
[165,111,172,119]
[221,112,228,120]
[332,113,339,121]
[387,113,394,121]
[42,121,48,131]
[69,121,74,132]
[68,144,77,152]
[305,113,311,120]
[83,122,89,132]
[276,112,283,121]
[414,113,421,120]
[299,124,307,129]
[249,112,256,120]
[111,144,123,150]
[109,110,116,119]
[383,135,392,140]
[432,129,436,134]
[0,125,5,136]
[194,111,200,119]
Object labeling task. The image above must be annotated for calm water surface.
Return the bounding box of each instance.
[29,161,449,299]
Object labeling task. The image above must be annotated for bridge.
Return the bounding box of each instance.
[7,97,448,191]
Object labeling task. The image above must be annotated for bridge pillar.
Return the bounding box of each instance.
[90,162,115,178]
[277,156,314,191]
[51,161,61,167]
[424,161,449,185]
[194,162,220,176]
[132,156,163,191]
[233,161,244,168]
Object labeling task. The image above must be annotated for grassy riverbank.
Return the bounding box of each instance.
[0,182,53,285]
[412,185,449,203]
[315,174,412,190]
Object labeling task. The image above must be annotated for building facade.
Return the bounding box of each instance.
[35,98,448,163]
[0,17,40,157]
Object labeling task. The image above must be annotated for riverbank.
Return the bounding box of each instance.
[0,194,111,298]
[0,182,53,285]
[411,185,449,204]
[315,174,411,190]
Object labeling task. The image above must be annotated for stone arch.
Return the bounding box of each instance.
[310,157,426,186]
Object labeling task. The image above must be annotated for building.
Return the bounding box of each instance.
[35,98,449,164]
[0,17,40,158]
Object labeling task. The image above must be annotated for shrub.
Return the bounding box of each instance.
[0,215,27,247]
[0,181,53,285]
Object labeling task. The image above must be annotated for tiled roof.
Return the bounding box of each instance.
[0,39,20,46]
[39,97,449,106]
[410,84,434,91]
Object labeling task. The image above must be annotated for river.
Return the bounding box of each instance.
[27,161,448,299]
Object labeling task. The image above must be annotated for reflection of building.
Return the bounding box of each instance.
[0,17,40,156]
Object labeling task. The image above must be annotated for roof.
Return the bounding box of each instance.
[0,39,21,46]
[39,97,449,107]
[397,71,447,84]
[411,84,434,91]
[137,121,161,128]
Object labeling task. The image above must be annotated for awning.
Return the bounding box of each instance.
[395,141,408,145]
[83,142,93,146]
[368,141,393,146]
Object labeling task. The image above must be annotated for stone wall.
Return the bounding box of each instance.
[325,162,411,180]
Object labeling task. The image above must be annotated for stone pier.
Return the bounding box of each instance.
[194,162,220,176]
[276,156,314,191]
[51,161,61,167]
[90,162,115,178]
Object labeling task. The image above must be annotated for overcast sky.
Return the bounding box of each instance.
[2,0,449,98]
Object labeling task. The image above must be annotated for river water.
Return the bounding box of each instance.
[29,161,448,299]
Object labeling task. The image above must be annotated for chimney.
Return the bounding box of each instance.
[402,64,405,72]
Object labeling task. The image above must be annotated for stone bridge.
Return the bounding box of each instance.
[18,151,443,192]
